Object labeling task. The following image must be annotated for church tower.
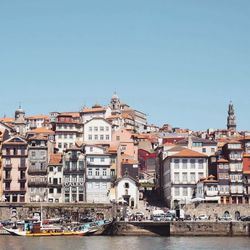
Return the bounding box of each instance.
[110,92,121,115]
[227,101,236,131]
[14,105,26,136]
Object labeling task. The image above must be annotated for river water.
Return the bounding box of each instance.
[1,236,250,250]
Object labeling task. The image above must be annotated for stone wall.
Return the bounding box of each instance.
[0,203,113,221]
[183,203,250,219]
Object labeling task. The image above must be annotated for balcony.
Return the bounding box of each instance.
[28,179,48,187]
[63,168,84,174]
[18,177,27,182]
[48,183,63,188]
[18,165,27,170]
[3,177,12,182]
[3,164,12,170]
[28,168,47,175]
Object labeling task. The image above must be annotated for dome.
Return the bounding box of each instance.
[111,92,119,100]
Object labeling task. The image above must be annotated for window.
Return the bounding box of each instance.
[211,148,215,153]
[89,127,92,132]
[100,135,104,140]
[182,188,188,196]
[58,143,62,148]
[106,126,109,131]
[106,135,110,140]
[100,126,104,131]
[202,148,206,153]
[49,166,53,172]
[90,147,93,152]
[79,161,84,170]
[111,169,115,176]
[49,188,53,194]
[88,135,92,140]
[103,169,107,176]
[198,159,203,169]
[94,135,98,140]
[64,134,67,139]
[190,173,196,182]
[100,157,105,162]
[31,151,36,157]
[57,188,61,194]
[190,159,195,169]
[198,172,204,180]
[88,169,92,176]
[95,168,100,176]
[174,159,179,169]
[90,157,94,162]
[125,182,129,188]
[174,173,179,183]
[174,187,180,196]
[94,127,98,131]
[182,173,187,182]
[69,134,73,139]
[58,134,62,139]
[182,159,187,169]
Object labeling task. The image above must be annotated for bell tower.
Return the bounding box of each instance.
[14,105,26,136]
[227,101,236,131]
[110,92,121,115]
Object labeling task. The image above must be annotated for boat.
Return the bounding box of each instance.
[78,219,112,235]
[3,221,90,237]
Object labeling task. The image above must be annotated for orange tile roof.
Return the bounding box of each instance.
[82,107,106,113]
[26,115,49,120]
[28,135,48,141]
[171,148,207,158]
[49,154,63,165]
[122,158,138,164]
[27,127,54,134]
[60,112,80,118]
[0,117,14,123]
[217,158,229,163]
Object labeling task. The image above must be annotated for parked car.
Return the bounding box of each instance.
[198,214,208,220]
[240,216,250,221]
[218,215,232,221]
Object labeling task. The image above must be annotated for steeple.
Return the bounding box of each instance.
[110,92,121,115]
[227,101,236,131]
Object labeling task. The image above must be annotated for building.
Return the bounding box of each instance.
[114,174,139,208]
[80,105,111,124]
[26,115,50,130]
[27,135,49,202]
[217,158,230,204]
[54,113,82,152]
[63,146,85,203]
[162,148,208,208]
[14,106,26,136]
[176,136,217,156]
[227,101,236,131]
[2,136,28,202]
[221,141,244,204]
[47,154,63,203]
[85,145,111,203]
[83,118,112,144]
[195,175,220,203]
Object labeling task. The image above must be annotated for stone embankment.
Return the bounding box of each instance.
[108,221,250,237]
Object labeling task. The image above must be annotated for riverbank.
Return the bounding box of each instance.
[107,221,250,237]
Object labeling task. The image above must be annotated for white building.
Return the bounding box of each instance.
[83,118,112,144]
[85,145,111,203]
[47,154,63,203]
[162,148,208,208]
[80,105,111,124]
[114,175,139,208]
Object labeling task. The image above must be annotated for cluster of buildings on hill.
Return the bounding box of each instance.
[0,95,249,210]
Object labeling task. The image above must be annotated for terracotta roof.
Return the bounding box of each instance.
[49,154,63,165]
[217,158,229,163]
[122,158,138,165]
[27,127,54,134]
[28,135,48,141]
[0,117,14,123]
[170,148,207,158]
[60,112,80,118]
[81,107,106,113]
[26,115,49,120]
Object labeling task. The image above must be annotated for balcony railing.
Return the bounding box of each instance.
[3,164,12,170]
[28,168,47,175]
[18,177,27,182]
[3,177,12,182]
[28,180,48,187]
[18,165,27,170]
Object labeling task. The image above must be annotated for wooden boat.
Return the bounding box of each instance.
[3,224,90,237]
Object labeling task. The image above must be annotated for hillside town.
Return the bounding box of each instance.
[0,93,249,217]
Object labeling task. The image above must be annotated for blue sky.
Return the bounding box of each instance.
[0,0,250,131]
